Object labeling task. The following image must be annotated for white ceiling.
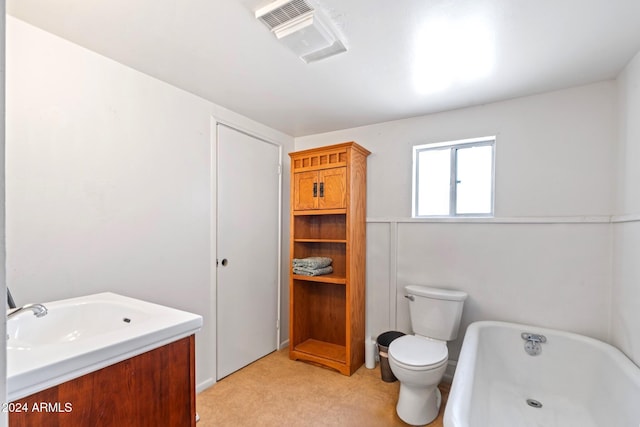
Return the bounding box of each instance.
[7,0,640,137]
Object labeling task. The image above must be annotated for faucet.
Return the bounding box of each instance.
[7,303,48,319]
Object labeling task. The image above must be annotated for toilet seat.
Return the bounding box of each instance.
[388,335,448,369]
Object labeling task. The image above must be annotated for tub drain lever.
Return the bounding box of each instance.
[521,332,546,356]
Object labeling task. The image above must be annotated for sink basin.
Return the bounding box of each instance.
[8,299,149,349]
[7,292,202,401]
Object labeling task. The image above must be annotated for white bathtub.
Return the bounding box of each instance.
[444,321,640,427]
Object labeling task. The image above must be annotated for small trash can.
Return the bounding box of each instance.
[376,331,405,382]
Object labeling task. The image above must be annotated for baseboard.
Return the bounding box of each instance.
[196,378,216,393]
[443,359,457,384]
[279,339,290,349]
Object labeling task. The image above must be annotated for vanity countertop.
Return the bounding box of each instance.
[7,292,202,401]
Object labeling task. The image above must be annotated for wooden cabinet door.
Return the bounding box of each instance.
[294,170,318,210]
[319,167,347,209]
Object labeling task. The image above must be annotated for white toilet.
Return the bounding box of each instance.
[388,285,467,426]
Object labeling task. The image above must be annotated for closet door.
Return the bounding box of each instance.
[216,124,280,379]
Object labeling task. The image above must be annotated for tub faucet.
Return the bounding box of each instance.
[7,303,48,319]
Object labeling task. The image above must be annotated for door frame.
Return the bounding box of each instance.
[209,116,283,384]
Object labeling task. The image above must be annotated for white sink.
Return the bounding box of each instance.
[7,292,202,401]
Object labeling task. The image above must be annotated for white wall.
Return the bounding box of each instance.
[5,16,293,390]
[297,82,617,362]
[1,3,7,426]
[611,49,640,366]
[299,82,616,219]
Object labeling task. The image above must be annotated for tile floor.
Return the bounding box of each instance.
[196,348,448,426]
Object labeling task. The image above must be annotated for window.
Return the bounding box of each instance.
[412,136,495,217]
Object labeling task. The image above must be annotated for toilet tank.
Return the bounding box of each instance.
[406,285,468,341]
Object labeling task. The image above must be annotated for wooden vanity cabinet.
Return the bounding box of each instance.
[9,336,196,427]
[289,142,370,376]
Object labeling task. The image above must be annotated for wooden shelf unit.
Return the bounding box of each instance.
[289,142,370,376]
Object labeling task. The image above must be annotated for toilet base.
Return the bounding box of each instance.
[396,386,441,426]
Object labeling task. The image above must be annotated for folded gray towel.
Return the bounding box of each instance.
[293,266,333,276]
[292,257,332,269]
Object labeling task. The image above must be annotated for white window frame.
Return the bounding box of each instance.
[412,136,496,218]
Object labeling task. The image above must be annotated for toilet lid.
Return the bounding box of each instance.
[388,335,448,367]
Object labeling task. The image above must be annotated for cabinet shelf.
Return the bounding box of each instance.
[293,238,347,244]
[293,209,346,216]
[294,339,346,363]
[291,274,346,285]
[293,214,346,241]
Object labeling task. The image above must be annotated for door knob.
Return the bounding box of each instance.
[221,258,229,266]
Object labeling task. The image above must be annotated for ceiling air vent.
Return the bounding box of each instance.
[257,0,313,31]
[255,0,346,63]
